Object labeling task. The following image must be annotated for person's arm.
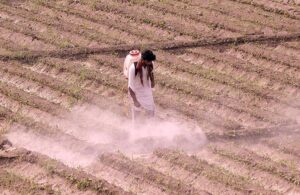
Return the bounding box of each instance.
[150,72,155,88]
[129,87,141,107]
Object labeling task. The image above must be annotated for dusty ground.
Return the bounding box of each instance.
[0,0,300,194]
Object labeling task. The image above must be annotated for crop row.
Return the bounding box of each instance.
[21,1,131,44]
[0,60,126,114]
[0,67,76,108]
[27,1,148,44]
[227,0,300,20]
[0,23,56,51]
[0,8,78,49]
[170,0,300,31]
[263,139,300,158]
[159,49,298,115]
[115,0,251,34]
[0,1,139,51]
[1,147,131,194]
[154,148,277,194]
[82,0,227,39]
[125,0,291,35]
[0,3,116,48]
[206,123,300,141]
[272,0,300,5]
[0,37,28,52]
[211,145,300,186]
[0,80,63,115]
[0,62,81,103]
[0,104,98,155]
[229,45,300,80]
[237,44,300,70]
[0,168,58,194]
[182,47,300,108]
[188,46,300,90]
[171,48,298,104]
[99,152,210,195]
[1,2,119,46]
[285,41,300,50]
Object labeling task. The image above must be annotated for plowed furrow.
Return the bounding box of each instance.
[155,51,290,123]
[0,66,75,108]
[154,148,277,194]
[99,153,210,195]
[89,161,172,195]
[272,0,300,5]
[173,0,300,31]
[113,0,251,34]
[0,4,105,48]
[1,149,131,195]
[211,144,300,186]
[238,44,300,70]
[0,167,58,194]
[167,50,300,111]
[0,37,28,52]
[207,123,300,141]
[244,142,300,171]
[0,9,85,49]
[0,61,82,102]
[0,81,64,115]
[0,3,116,47]
[221,46,300,85]
[270,43,300,59]
[285,41,300,50]
[228,0,300,19]
[0,24,55,51]
[0,105,98,156]
[136,155,241,195]
[188,47,300,91]
[33,1,178,42]
[197,147,300,194]
[82,0,232,39]
[174,50,297,103]
[5,162,95,195]
[0,61,126,114]
[168,0,295,34]
[263,138,300,159]
[25,1,143,45]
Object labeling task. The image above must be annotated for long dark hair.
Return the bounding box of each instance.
[135,62,153,86]
[134,50,156,86]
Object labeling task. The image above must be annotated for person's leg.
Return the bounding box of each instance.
[132,106,143,128]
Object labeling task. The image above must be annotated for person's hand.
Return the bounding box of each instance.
[134,101,141,108]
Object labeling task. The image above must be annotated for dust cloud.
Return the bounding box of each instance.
[6,104,207,167]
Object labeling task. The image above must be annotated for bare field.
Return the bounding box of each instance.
[0,0,300,194]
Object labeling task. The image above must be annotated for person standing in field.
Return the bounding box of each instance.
[128,50,156,123]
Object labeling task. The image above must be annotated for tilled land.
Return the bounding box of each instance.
[0,0,299,194]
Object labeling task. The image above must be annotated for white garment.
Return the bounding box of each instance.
[128,63,155,112]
